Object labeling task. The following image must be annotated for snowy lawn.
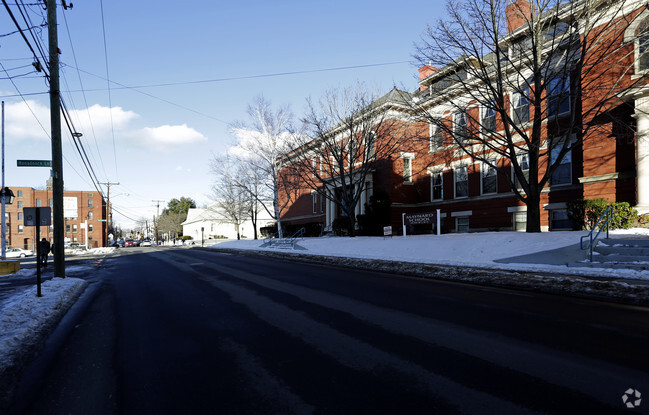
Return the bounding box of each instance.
[211,228,649,280]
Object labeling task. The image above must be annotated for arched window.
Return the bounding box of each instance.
[625,10,649,76]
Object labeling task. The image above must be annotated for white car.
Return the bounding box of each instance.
[5,248,34,258]
[140,240,152,247]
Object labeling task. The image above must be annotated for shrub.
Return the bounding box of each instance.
[332,216,351,236]
[567,199,638,230]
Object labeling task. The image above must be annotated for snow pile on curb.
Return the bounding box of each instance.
[0,277,88,405]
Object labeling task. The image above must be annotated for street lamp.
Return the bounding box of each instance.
[1,187,15,205]
[1,186,15,259]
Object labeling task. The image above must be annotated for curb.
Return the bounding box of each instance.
[201,247,649,307]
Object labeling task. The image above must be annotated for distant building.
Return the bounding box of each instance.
[182,204,274,241]
[4,186,107,251]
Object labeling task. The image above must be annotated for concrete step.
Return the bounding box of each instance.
[591,253,649,263]
[595,246,649,256]
[598,238,649,247]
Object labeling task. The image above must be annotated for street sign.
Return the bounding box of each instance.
[17,160,51,167]
[97,219,107,222]
[24,207,51,226]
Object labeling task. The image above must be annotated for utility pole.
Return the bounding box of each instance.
[47,0,65,279]
[152,200,164,246]
[99,181,119,246]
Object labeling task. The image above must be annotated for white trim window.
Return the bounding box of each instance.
[454,110,467,142]
[429,122,443,150]
[482,102,496,135]
[430,171,443,201]
[454,165,468,198]
[312,192,318,214]
[512,88,530,125]
[514,153,530,189]
[402,154,414,184]
[547,75,570,117]
[550,142,572,186]
[456,216,470,233]
[481,162,497,194]
[365,131,376,159]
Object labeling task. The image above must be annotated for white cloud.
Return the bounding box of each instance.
[70,104,139,133]
[3,100,51,141]
[135,124,207,150]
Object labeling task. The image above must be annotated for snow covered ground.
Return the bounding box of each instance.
[0,229,648,407]
[211,228,649,281]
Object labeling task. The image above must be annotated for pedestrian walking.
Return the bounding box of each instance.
[39,238,50,269]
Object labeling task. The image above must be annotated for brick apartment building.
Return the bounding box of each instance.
[279,0,649,234]
[4,186,106,251]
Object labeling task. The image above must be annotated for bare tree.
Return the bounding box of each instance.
[210,169,249,240]
[287,84,417,236]
[211,96,298,239]
[412,0,641,231]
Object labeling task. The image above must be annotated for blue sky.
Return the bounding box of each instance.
[0,0,440,228]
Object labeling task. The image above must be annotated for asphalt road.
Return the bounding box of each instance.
[6,247,649,414]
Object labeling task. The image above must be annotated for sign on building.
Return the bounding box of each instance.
[63,197,78,218]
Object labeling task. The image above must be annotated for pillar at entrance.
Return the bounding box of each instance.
[635,95,649,214]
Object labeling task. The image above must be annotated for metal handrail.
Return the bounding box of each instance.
[580,205,612,262]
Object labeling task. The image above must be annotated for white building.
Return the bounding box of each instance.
[182,204,274,241]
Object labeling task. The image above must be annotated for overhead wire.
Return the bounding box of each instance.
[99,0,119,182]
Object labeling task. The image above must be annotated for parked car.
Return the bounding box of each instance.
[140,239,152,247]
[110,241,120,248]
[5,248,34,258]
[125,239,137,247]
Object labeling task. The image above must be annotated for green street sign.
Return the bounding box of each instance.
[97,219,107,222]
[17,160,51,167]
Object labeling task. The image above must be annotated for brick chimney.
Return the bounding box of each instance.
[506,0,534,33]
[418,64,438,91]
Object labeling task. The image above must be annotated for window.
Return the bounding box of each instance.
[512,88,530,124]
[366,132,376,159]
[89,224,94,233]
[88,193,93,198]
[429,122,443,149]
[482,162,497,194]
[551,209,572,230]
[455,165,468,198]
[66,224,71,233]
[547,75,570,117]
[637,20,649,72]
[482,102,496,134]
[514,212,527,232]
[456,217,470,233]
[402,154,414,183]
[88,212,94,220]
[455,111,467,142]
[511,36,533,57]
[546,21,569,40]
[49,199,53,207]
[88,199,93,208]
[36,199,41,207]
[550,142,572,185]
[321,191,326,212]
[514,154,530,188]
[17,190,23,198]
[312,192,318,214]
[73,224,78,233]
[18,212,23,221]
[18,225,23,234]
[17,201,23,209]
[431,171,443,201]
